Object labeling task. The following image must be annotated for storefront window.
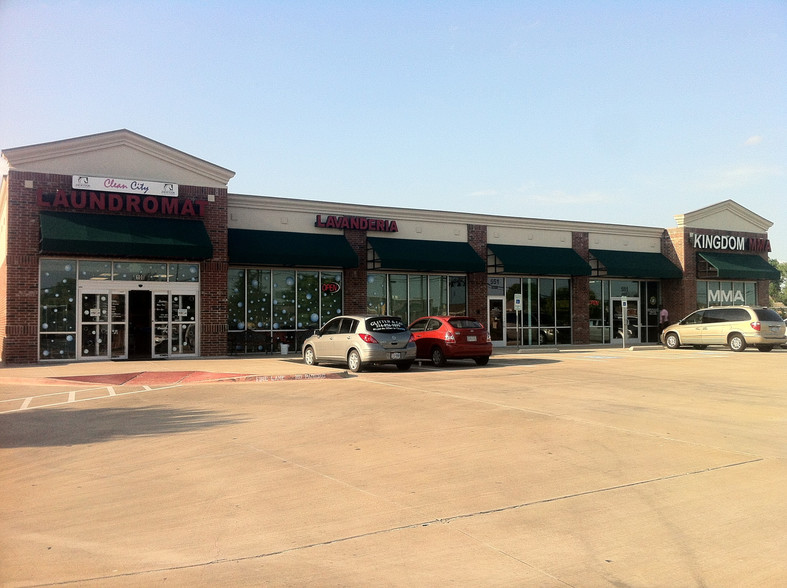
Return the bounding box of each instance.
[389,275,408,320]
[697,281,755,307]
[172,264,200,282]
[39,260,77,360]
[448,277,466,315]
[272,271,296,330]
[297,272,320,330]
[247,270,272,330]
[228,269,246,331]
[114,262,169,281]
[367,273,387,314]
[320,272,343,323]
[79,260,113,280]
[366,273,468,323]
[499,277,572,346]
[429,275,447,315]
[228,268,346,354]
[409,275,428,321]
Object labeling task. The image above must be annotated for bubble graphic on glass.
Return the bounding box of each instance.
[311,313,319,322]
[273,323,279,329]
[306,293,312,300]
[43,350,50,357]
[64,264,72,272]
[42,323,49,330]
[237,322,245,330]
[66,335,73,342]
[251,279,259,287]
[286,277,294,286]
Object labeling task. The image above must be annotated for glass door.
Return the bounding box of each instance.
[79,291,127,359]
[153,292,170,358]
[611,298,640,343]
[487,297,505,346]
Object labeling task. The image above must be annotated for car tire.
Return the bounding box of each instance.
[396,360,413,371]
[728,334,746,352]
[347,349,363,372]
[664,332,680,349]
[756,345,773,352]
[473,356,490,366]
[303,346,318,366]
[431,346,446,367]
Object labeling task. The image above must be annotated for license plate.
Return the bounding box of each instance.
[390,352,402,360]
[467,335,476,342]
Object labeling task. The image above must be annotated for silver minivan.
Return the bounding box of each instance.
[302,315,417,372]
[661,306,786,352]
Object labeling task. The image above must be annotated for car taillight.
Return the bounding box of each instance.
[750,321,761,332]
[444,330,456,343]
[408,333,416,344]
[358,333,380,344]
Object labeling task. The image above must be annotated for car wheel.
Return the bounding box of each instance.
[756,345,773,352]
[396,360,413,371]
[692,345,708,350]
[347,349,363,372]
[303,346,318,366]
[431,346,446,367]
[473,356,490,366]
[664,332,680,349]
[728,334,746,352]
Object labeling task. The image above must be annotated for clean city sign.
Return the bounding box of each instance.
[73,175,178,197]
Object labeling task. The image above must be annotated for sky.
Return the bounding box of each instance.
[1,0,785,260]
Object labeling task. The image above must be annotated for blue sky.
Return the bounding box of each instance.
[1,1,785,260]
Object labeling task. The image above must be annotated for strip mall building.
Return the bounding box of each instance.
[0,130,779,364]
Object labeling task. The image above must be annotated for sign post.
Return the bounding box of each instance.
[621,297,628,348]
[514,294,523,347]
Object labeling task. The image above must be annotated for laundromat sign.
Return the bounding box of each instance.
[315,214,398,232]
[691,232,771,253]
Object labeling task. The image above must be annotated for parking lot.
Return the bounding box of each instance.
[1,347,785,587]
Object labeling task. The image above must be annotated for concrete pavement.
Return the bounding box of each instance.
[1,347,785,586]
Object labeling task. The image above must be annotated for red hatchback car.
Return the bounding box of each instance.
[408,316,493,366]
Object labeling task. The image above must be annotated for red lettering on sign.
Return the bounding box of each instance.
[108,194,123,211]
[89,192,106,210]
[142,196,158,214]
[180,199,195,216]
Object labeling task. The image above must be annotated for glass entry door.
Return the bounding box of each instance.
[487,297,505,345]
[79,292,127,359]
[611,298,640,343]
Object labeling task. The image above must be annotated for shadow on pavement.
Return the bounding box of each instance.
[0,405,248,448]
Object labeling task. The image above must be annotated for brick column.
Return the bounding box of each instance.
[467,224,487,322]
[343,229,368,315]
[572,231,590,344]
[193,184,228,356]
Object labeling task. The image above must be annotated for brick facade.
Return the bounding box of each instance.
[1,170,229,363]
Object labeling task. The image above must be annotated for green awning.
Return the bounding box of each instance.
[488,244,591,276]
[698,252,780,280]
[367,237,485,272]
[228,229,358,268]
[590,249,683,279]
[40,211,213,259]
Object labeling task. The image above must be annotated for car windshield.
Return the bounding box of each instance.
[365,317,407,333]
[448,318,482,329]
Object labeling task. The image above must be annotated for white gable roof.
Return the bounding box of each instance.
[1,129,235,188]
[674,200,772,233]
